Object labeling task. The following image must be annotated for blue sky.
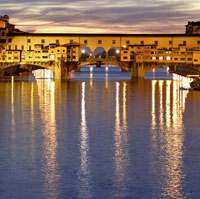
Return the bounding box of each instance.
[1,0,200,33]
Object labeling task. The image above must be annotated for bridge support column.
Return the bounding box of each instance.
[130,62,138,79]
[53,63,62,80]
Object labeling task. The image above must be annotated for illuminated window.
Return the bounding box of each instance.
[159,56,163,60]
[166,56,171,61]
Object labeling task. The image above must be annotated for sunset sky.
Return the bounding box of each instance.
[1,0,200,33]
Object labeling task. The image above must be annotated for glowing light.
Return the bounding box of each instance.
[123,45,127,48]
[116,49,120,54]
[166,56,171,61]
[159,56,163,60]
[152,56,156,60]
[81,49,86,54]
[105,66,109,72]
[49,54,55,60]
[90,66,93,72]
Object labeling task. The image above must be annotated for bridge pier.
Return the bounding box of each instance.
[130,62,156,78]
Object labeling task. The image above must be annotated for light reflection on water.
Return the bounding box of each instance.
[37,80,60,199]
[0,77,200,198]
[151,80,188,199]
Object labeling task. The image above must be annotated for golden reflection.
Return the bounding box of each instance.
[79,82,91,199]
[11,76,15,134]
[165,81,171,129]
[122,82,127,131]
[151,79,189,199]
[151,80,157,129]
[158,81,164,127]
[37,80,60,199]
[105,73,109,89]
[114,82,128,198]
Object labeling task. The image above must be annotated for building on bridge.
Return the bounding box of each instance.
[1,16,200,79]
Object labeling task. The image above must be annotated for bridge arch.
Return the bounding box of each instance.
[94,47,106,59]
[108,47,120,58]
[0,63,56,78]
[80,47,93,60]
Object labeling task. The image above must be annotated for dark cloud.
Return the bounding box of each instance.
[0,0,200,33]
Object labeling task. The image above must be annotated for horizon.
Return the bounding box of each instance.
[1,0,200,34]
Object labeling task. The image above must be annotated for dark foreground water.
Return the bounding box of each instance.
[0,77,200,199]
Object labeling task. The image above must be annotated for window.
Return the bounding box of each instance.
[84,40,88,44]
[174,58,178,61]
[29,46,31,51]
[73,56,76,59]
[194,59,198,62]
[41,39,45,44]
[181,58,185,61]
[197,41,200,45]
[8,38,12,43]
[21,45,24,50]
[27,39,31,43]
[112,40,116,44]
[57,50,60,52]
[140,41,144,45]
[126,40,130,45]
[8,45,11,50]
[123,56,128,59]
[188,58,192,61]
[56,40,59,44]
[70,40,73,43]
[169,40,173,45]
[15,45,17,50]
[183,40,187,45]
[98,40,102,44]
[154,40,158,45]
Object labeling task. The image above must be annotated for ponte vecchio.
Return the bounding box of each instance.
[1,15,200,81]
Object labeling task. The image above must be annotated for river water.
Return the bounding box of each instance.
[0,70,200,199]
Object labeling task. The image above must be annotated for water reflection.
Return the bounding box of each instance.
[151,79,189,199]
[79,82,91,199]
[37,80,60,199]
[114,82,128,198]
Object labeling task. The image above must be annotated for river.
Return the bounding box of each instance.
[0,72,200,198]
